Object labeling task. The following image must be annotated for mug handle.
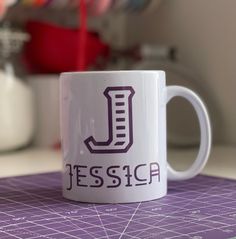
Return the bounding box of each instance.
[166,86,212,180]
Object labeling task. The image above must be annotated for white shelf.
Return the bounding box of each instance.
[0,145,235,179]
[0,148,61,178]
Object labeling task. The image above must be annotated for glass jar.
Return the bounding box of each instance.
[0,23,34,152]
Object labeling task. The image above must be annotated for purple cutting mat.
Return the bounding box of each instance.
[1,173,236,239]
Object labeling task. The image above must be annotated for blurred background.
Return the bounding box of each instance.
[0,0,235,178]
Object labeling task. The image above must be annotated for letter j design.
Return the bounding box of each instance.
[84,86,135,154]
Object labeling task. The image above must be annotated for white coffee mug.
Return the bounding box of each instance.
[60,71,211,203]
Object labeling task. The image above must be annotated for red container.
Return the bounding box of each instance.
[24,21,109,73]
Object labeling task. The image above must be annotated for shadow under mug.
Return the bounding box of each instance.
[60,70,211,203]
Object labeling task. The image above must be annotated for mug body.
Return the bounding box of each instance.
[60,71,167,203]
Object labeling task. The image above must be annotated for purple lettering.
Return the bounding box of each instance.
[66,161,161,189]
[123,165,132,187]
[66,164,73,191]
[74,165,88,187]
[90,166,104,188]
[149,163,160,184]
[134,164,147,186]
[107,166,121,188]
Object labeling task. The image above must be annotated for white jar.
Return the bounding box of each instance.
[0,70,34,151]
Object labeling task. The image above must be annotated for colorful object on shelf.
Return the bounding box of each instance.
[0,2,6,19]
[17,0,162,15]
[86,0,112,16]
[24,21,110,73]
[112,0,129,11]
[126,0,151,12]
[0,0,17,19]
[111,0,161,13]
[22,0,49,7]
[113,0,150,12]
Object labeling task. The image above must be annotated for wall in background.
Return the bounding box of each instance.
[127,0,236,145]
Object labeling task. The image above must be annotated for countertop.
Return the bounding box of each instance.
[0,145,235,179]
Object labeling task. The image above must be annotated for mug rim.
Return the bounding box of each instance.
[60,70,165,77]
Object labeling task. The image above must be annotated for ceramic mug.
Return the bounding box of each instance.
[60,71,211,203]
